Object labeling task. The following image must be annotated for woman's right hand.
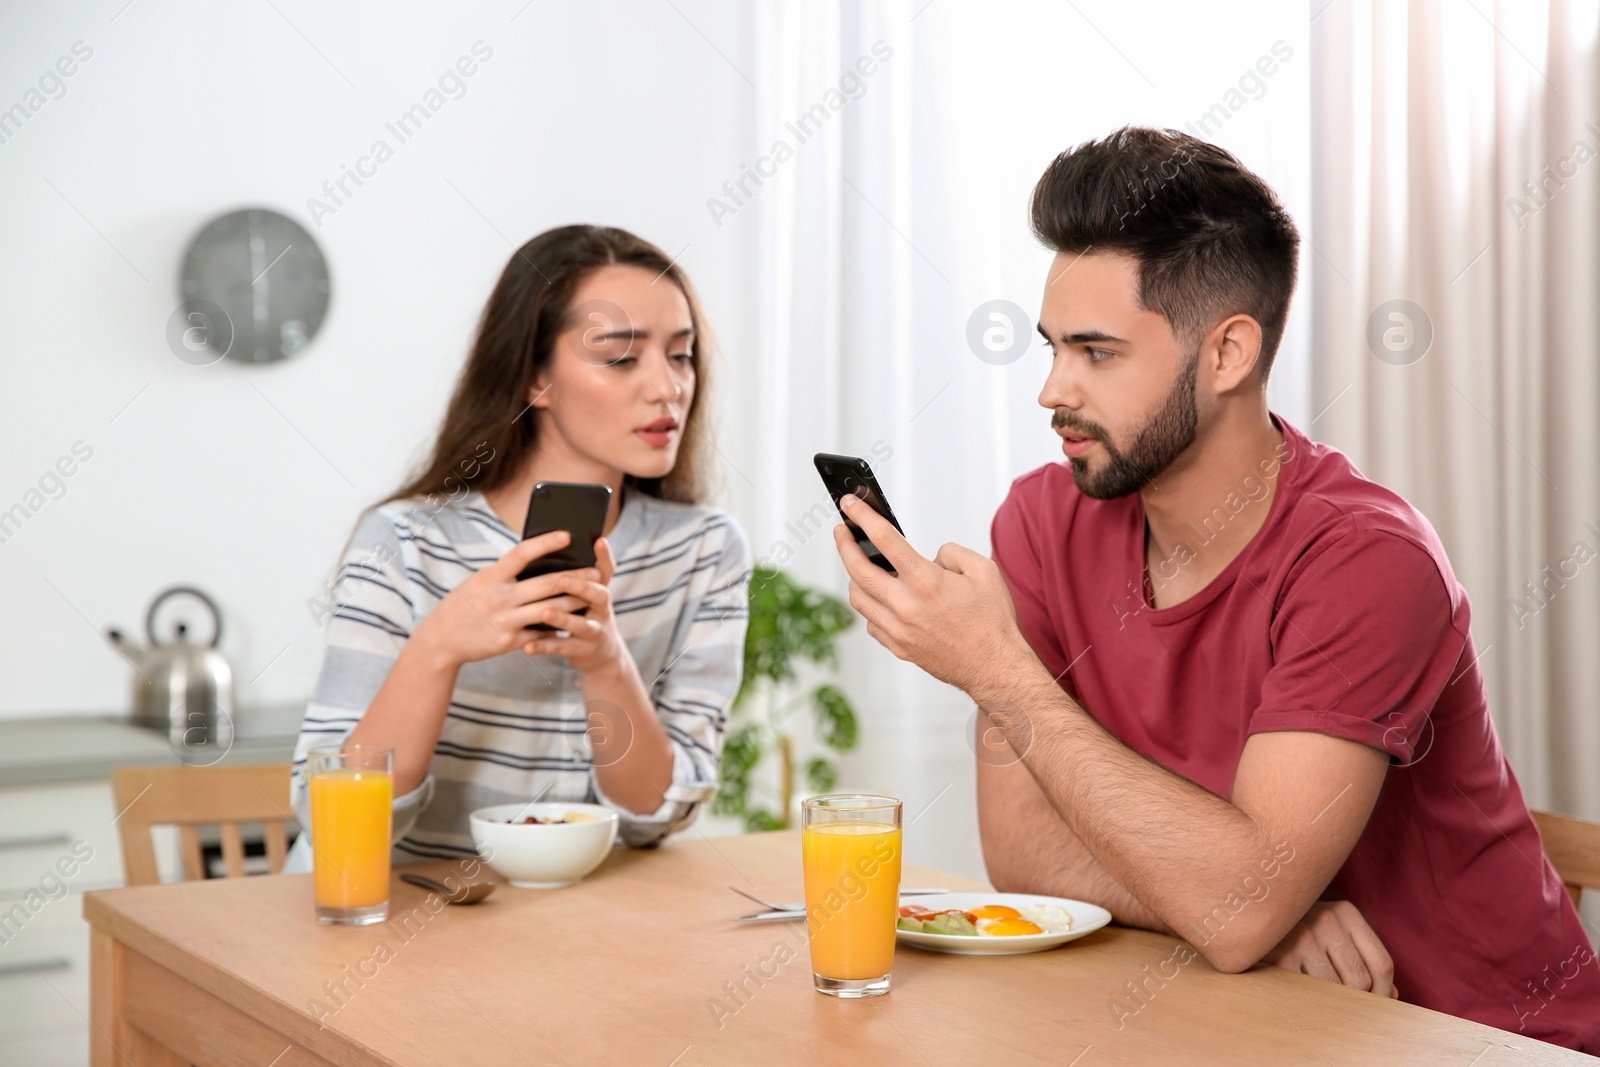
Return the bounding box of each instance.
[413,530,596,668]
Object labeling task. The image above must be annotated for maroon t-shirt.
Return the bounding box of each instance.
[990,412,1600,1051]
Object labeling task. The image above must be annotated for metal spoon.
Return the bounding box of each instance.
[400,872,496,905]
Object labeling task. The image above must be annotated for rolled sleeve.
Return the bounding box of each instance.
[591,743,717,848]
[594,514,751,847]
[288,508,437,858]
[1246,527,1468,766]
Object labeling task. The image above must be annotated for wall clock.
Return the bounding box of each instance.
[176,208,331,365]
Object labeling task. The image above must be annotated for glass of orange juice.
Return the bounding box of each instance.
[308,744,393,925]
[801,793,903,998]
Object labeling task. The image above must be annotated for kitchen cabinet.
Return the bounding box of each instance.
[0,707,302,1066]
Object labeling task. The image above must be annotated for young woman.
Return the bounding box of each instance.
[286,225,751,868]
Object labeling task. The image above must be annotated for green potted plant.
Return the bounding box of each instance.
[714,565,860,830]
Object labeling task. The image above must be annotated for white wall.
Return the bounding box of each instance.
[0,0,756,714]
[0,1,1311,883]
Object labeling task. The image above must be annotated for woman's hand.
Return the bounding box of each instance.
[518,537,628,675]
[414,530,592,667]
[1261,899,1400,999]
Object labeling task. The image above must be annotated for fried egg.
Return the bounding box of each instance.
[975,916,1045,937]
[1018,903,1074,934]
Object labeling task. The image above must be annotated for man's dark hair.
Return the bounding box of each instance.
[1030,126,1301,380]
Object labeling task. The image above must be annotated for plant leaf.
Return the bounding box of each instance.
[744,809,785,833]
[714,723,766,817]
[737,566,855,709]
[812,684,858,752]
[711,781,745,817]
[805,757,837,792]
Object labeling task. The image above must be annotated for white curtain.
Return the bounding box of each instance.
[1311,0,1600,841]
[715,1,1313,880]
[726,1,1003,875]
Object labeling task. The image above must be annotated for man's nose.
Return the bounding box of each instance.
[1038,354,1084,412]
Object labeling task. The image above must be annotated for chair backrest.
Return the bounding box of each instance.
[1530,809,1600,907]
[110,763,295,886]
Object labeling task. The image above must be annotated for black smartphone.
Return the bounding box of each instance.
[813,453,904,574]
[517,482,612,629]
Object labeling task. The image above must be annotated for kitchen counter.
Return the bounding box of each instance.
[0,703,305,786]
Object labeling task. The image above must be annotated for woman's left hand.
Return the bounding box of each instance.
[519,537,628,675]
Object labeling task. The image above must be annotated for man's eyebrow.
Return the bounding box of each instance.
[1035,323,1130,345]
[1066,330,1128,345]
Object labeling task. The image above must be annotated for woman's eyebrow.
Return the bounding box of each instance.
[591,326,696,341]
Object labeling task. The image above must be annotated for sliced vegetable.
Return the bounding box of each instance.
[921,912,978,936]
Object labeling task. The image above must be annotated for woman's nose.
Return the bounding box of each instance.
[643,355,681,403]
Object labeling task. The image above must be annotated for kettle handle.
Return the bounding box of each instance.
[145,585,223,648]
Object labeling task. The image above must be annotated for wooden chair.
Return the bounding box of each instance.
[110,763,295,886]
[1530,809,1600,907]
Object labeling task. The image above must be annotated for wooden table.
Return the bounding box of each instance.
[85,831,1591,1066]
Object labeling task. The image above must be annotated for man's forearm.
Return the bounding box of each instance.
[975,665,1313,970]
[976,743,1169,932]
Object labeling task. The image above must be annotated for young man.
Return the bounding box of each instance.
[830,126,1599,1052]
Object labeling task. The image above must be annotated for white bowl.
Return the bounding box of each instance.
[468,802,619,888]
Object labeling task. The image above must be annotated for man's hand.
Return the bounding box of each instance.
[1260,899,1399,999]
[831,493,1036,695]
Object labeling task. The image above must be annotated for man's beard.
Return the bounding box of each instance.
[1055,350,1200,500]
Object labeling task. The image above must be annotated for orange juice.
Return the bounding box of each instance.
[310,768,392,909]
[802,821,902,980]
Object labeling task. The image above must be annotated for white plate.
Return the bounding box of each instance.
[894,893,1112,955]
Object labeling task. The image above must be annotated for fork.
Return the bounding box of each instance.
[729,884,948,914]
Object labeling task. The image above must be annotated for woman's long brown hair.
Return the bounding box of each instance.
[383,224,718,515]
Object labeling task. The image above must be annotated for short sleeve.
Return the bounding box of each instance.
[991,482,1071,682]
[1247,529,1467,766]
[591,513,752,847]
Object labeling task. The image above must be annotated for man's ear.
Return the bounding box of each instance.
[1207,314,1265,394]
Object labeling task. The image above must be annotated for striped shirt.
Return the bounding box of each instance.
[287,484,751,864]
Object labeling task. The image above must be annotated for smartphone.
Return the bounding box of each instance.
[517,482,612,628]
[813,453,904,574]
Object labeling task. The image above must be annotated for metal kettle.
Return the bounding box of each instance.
[107,585,235,765]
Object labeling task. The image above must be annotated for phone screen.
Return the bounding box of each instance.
[841,482,894,570]
[813,453,902,574]
[517,482,612,582]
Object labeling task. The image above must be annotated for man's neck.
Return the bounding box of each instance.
[1138,409,1286,608]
